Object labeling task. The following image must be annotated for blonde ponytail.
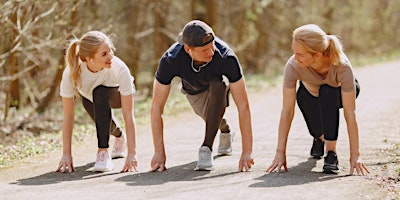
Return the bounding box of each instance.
[65,39,81,97]
[325,35,345,66]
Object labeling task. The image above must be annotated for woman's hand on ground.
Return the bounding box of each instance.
[265,150,288,173]
[55,154,75,173]
[121,154,139,172]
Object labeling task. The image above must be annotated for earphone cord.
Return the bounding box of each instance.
[191,58,209,73]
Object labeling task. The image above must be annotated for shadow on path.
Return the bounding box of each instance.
[10,162,120,186]
[116,156,239,186]
[250,158,349,188]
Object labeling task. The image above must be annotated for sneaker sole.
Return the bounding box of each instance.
[93,167,114,172]
[194,166,214,171]
[311,154,323,159]
[217,148,232,156]
[111,153,126,159]
[323,165,340,174]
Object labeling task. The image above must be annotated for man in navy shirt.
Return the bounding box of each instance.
[150,20,254,171]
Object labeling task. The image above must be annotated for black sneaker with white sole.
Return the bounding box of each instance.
[323,150,340,174]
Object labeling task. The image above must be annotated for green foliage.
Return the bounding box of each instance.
[0,133,62,166]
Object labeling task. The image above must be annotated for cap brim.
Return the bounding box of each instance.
[177,32,184,45]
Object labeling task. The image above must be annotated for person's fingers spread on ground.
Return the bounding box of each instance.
[158,164,167,171]
[150,163,166,172]
[277,164,282,173]
[350,166,355,175]
[265,162,278,173]
[55,164,62,173]
[362,163,370,174]
[265,165,273,173]
[68,164,75,173]
[56,163,68,173]
[240,162,250,172]
[150,163,160,172]
[357,163,368,176]
[283,163,288,172]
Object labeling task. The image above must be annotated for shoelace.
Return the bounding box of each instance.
[113,138,123,151]
[199,149,210,161]
[96,151,106,162]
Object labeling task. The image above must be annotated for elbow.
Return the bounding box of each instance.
[343,109,357,122]
[151,104,164,119]
[281,108,294,120]
[237,102,251,114]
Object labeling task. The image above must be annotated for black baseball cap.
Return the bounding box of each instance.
[178,20,215,47]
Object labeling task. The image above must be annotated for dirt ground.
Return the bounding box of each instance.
[0,60,399,200]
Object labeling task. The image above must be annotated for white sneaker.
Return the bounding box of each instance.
[195,146,214,170]
[111,132,127,158]
[218,131,234,155]
[93,151,114,172]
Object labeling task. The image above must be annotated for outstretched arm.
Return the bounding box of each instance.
[342,90,369,175]
[229,78,254,172]
[120,93,139,172]
[56,97,75,173]
[265,86,296,173]
[150,79,171,172]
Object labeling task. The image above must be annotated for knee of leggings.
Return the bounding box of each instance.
[93,85,107,97]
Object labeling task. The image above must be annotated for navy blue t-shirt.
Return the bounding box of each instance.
[155,37,243,95]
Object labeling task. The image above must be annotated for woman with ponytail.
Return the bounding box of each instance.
[56,31,138,173]
[266,24,369,175]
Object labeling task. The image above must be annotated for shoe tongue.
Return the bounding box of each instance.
[98,151,107,160]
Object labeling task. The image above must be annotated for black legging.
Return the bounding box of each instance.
[296,81,360,141]
[82,85,122,148]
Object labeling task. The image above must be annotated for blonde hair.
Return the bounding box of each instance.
[65,31,115,97]
[293,24,344,66]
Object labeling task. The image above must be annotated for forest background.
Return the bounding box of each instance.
[0,0,399,167]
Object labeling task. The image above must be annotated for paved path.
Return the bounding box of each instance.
[1,60,399,200]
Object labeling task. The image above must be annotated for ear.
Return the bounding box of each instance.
[184,45,191,54]
[313,52,323,59]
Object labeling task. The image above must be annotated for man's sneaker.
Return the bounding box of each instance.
[310,138,324,158]
[93,151,114,172]
[218,131,234,155]
[195,146,214,170]
[111,132,127,158]
[323,150,340,174]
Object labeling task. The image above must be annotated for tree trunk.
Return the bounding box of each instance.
[7,3,20,109]
[205,0,216,28]
[36,0,79,113]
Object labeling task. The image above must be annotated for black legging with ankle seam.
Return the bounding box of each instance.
[296,81,360,141]
[82,85,122,148]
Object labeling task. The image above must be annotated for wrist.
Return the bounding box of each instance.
[276,149,286,153]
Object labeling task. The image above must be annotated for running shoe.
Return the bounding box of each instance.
[93,150,114,172]
[323,150,340,174]
[195,146,214,170]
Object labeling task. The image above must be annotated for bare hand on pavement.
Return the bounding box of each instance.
[265,150,288,173]
[150,152,167,172]
[238,152,254,172]
[350,154,369,176]
[120,154,139,173]
[55,154,75,173]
